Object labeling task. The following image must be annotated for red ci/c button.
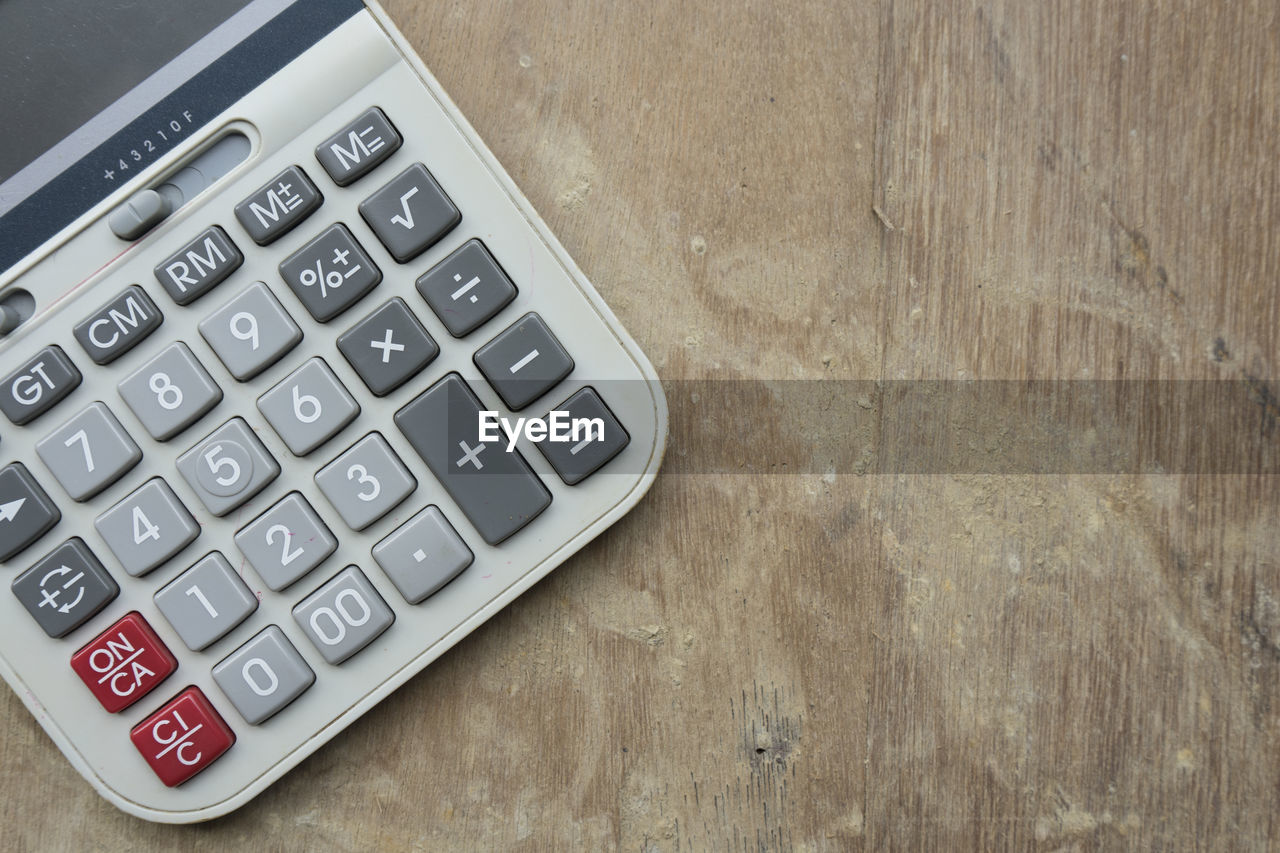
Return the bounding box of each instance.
[130,687,235,787]
[70,612,177,712]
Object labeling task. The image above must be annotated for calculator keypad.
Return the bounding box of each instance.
[234,493,337,591]
[117,342,223,441]
[233,166,323,246]
[199,282,303,381]
[416,239,517,338]
[213,626,315,724]
[176,417,280,516]
[0,462,60,561]
[94,478,199,577]
[36,401,141,501]
[154,552,258,651]
[314,432,416,531]
[130,687,235,787]
[358,163,460,262]
[70,612,176,713]
[292,566,394,664]
[278,223,382,322]
[12,538,118,638]
[336,298,438,396]
[153,227,244,305]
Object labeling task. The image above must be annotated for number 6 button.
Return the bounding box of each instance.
[257,357,359,456]
[177,417,280,516]
[293,566,394,664]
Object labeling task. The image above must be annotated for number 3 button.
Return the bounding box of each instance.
[177,417,280,516]
[315,432,415,531]
[118,342,222,441]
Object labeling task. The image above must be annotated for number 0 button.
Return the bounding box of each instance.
[177,417,280,516]
[293,566,394,664]
[314,432,415,531]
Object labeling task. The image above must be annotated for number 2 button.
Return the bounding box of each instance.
[118,342,222,441]
[235,493,337,591]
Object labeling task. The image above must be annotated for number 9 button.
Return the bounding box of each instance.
[199,282,302,381]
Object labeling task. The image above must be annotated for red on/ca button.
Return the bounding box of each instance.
[130,686,235,787]
[70,612,177,713]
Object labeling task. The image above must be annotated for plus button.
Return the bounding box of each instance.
[455,441,486,470]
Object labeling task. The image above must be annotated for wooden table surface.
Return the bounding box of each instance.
[6,1,1279,849]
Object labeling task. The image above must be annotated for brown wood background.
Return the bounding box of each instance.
[4,0,1279,849]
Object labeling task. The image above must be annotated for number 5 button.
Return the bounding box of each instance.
[314,433,415,531]
[177,417,280,516]
[118,342,222,441]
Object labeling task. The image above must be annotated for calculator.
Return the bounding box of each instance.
[0,0,666,823]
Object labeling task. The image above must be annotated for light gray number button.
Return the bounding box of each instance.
[199,282,302,381]
[257,358,359,456]
[154,552,258,651]
[177,417,280,517]
[292,566,394,664]
[235,493,337,591]
[372,506,473,604]
[314,433,415,531]
[36,402,141,501]
[118,342,222,441]
[94,478,199,577]
[213,625,315,724]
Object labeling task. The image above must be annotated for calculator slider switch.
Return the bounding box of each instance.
[107,189,172,241]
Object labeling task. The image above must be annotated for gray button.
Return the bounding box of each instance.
[235,492,336,591]
[394,374,551,545]
[36,402,141,501]
[198,282,302,381]
[278,224,381,322]
[72,286,164,365]
[233,166,323,246]
[94,478,199,577]
[12,538,118,638]
[292,566,394,664]
[117,342,222,441]
[336,298,438,396]
[153,226,244,305]
[177,417,280,517]
[473,313,574,411]
[213,625,315,724]
[315,107,402,186]
[314,433,415,531]
[0,345,81,425]
[257,358,359,456]
[108,189,172,241]
[358,163,460,263]
[0,462,60,562]
[417,239,517,337]
[372,506,472,604]
[535,387,630,485]
[154,552,258,651]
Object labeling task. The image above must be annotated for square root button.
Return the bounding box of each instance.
[359,163,460,263]
[70,612,177,713]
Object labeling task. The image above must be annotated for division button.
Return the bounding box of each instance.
[315,107,402,186]
[213,625,315,724]
[70,612,177,713]
[177,417,280,517]
[292,565,394,664]
[94,478,199,577]
[535,386,631,484]
[36,401,142,501]
[11,538,118,638]
[358,163,460,263]
[394,373,551,545]
[278,224,381,322]
[153,226,244,305]
[372,506,473,604]
[416,239,517,337]
[72,285,163,365]
[130,686,235,787]
[153,552,258,651]
[0,345,81,425]
[473,312,574,411]
[198,282,303,381]
[336,298,438,396]
[233,165,322,246]
[0,462,60,562]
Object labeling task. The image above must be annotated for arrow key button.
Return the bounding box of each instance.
[0,462,60,562]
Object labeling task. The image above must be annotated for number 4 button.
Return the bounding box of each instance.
[95,478,199,577]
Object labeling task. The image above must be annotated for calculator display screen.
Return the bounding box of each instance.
[0,0,364,274]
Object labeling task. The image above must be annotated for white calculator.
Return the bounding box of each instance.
[0,0,665,822]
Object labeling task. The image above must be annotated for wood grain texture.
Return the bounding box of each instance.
[4,0,1278,849]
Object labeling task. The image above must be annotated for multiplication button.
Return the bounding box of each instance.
[278,224,381,322]
[336,298,438,396]
[0,462,60,561]
[177,417,280,516]
[417,239,517,337]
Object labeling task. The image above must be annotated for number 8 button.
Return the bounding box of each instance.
[118,342,222,441]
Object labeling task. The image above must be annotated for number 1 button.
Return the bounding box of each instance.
[154,552,258,651]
